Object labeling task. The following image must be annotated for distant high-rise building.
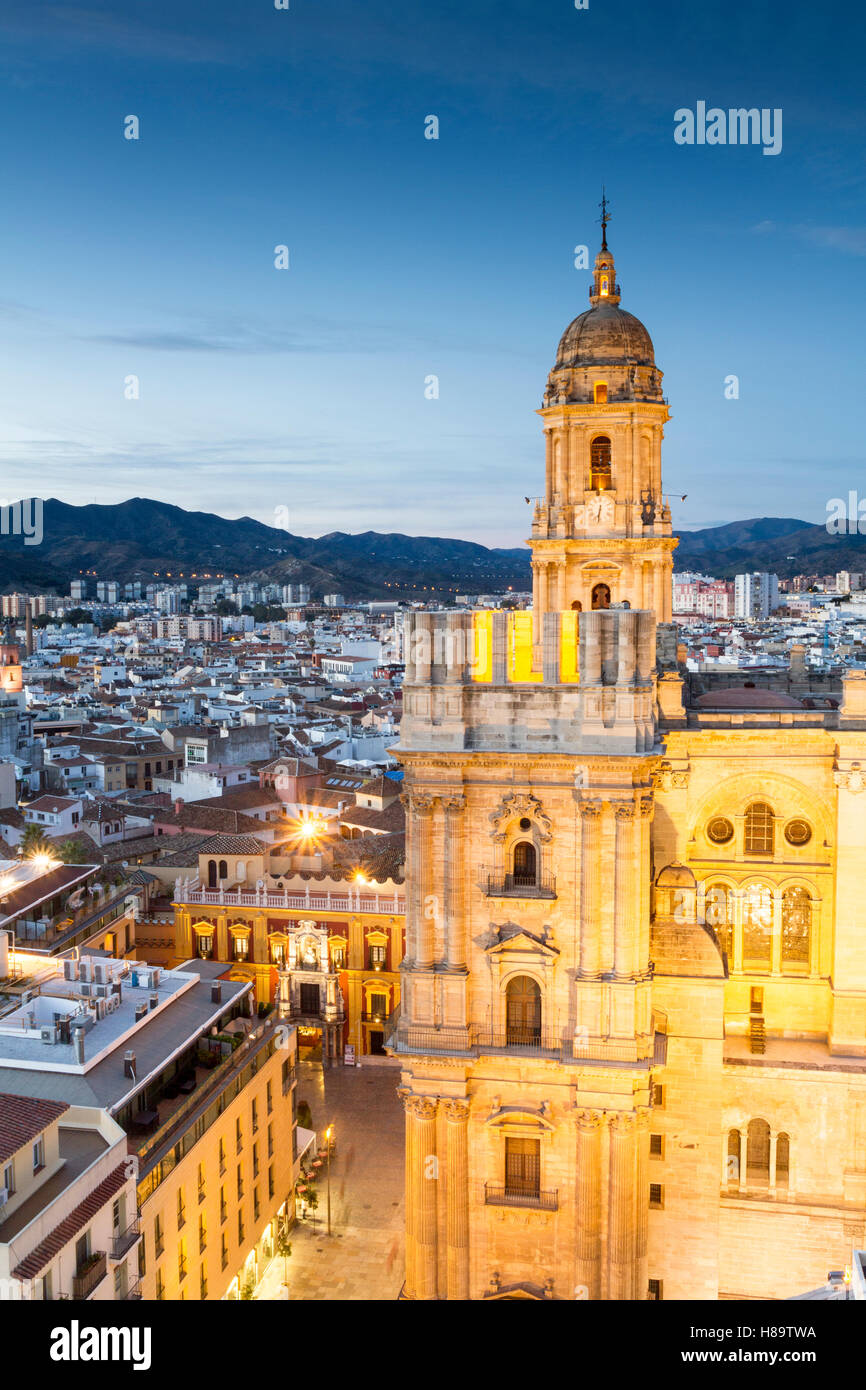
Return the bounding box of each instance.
[323,593,345,608]
[734,571,779,619]
[282,583,311,605]
[70,579,88,601]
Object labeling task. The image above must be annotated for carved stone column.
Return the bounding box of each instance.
[444,1099,470,1299]
[614,803,637,978]
[608,1111,638,1300]
[444,797,467,971]
[411,794,436,970]
[411,1096,439,1299]
[578,801,602,976]
[575,1109,603,1299]
[638,798,653,971]
[398,1088,418,1298]
[634,1108,650,1299]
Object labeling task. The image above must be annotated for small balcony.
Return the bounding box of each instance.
[124,1278,142,1300]
[484,1184,558,1213]
[110,1220,141,1261]
[72,1251,107,1299]
[483,872,557,901]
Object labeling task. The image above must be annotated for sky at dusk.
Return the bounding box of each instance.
[0,0,862,547]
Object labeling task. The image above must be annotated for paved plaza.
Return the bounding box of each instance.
[255,1059,405,1301]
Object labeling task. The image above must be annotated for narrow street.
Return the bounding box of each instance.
[255,1060,406,1301]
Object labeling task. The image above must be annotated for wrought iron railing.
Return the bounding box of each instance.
[483,872,557,900]
[72,1251,107,1299]
[110,1220,141,1260]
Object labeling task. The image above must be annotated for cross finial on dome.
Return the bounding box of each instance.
[598,187,610,250]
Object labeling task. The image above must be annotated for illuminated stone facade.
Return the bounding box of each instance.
[390,234,866,1300]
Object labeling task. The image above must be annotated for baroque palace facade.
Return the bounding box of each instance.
[388,224,866,1300]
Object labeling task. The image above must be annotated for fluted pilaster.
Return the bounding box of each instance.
[444,797,467,971]
[575,1109,604,1299]
[444,1099,470,1300]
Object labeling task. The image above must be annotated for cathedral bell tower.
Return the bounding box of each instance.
[391,201,671,1301]
[531,205,677,660]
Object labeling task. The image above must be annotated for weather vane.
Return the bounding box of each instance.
[598,187,611,249]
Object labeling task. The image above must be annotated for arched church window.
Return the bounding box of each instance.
[207,859,217,889]
[218,859,228,880]
[704,883,733,960]
[591,582,611,610]
[590,435,611,490]
[776,1133,790,1187]
[781,888,811,970]
[505,975,541,1045]
[744,802,774,856]
[512,841,537,887]
[746,1118,771,1186]
[742,883,772,972]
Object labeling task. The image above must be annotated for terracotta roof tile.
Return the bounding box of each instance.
[12,1162,129,1280]
[0,1094,70,1165]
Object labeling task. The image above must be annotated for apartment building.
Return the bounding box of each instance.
[0,1094,140,1300]
[0,951,299,1302]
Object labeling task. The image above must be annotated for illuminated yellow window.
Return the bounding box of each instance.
[594,382,608,404]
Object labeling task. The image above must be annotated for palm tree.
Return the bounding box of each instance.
[20,824,53,858]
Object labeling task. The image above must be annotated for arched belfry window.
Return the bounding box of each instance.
[505,975,541,1044]
[218,859,228,880]
[590,435,611,490]
[512,841,537,887]
[207,859,217,889]
[744,802,774,856]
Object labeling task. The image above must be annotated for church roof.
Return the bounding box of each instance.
[696,687,804,710]
[553,301,656,372]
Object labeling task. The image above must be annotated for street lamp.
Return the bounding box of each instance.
[325,1124,334,1236]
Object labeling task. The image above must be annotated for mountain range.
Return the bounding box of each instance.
[0,500,861,598]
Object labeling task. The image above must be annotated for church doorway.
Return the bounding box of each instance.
[506,975,541,1044]
[591,582,611,609]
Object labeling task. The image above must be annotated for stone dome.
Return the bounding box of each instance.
[554,303,656,372]
[542,237,665,407]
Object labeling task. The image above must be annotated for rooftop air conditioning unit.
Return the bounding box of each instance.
[106,994,119,1014]
[95,983,109,998]
[79,983,92,998]
[62,959,77,982]
[93,962,109,984]
[78,960,92,983]
[41,1025,59,1045]
[95,998,107,1020]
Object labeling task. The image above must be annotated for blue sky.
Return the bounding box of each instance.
[0,0,862,546]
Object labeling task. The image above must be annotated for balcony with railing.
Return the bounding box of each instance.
[110,1219,141,1261]
[484,1184,558,1212]
[72,1251,107,1299]
[385,1005,658,1065]
[482,871,557,901]
[177,878,404,916]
